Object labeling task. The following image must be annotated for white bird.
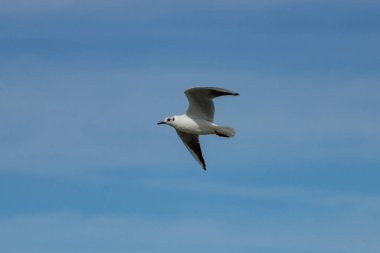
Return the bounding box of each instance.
[158,87,239,170]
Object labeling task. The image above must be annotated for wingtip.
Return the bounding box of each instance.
[233,92,240,96]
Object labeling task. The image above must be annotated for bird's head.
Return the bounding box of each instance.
[157,116,176,127]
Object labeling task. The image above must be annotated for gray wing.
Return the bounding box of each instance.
[185,87,239,122]
[176,130,206,170]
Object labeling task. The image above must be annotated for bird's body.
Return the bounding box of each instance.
[158,87,239,170]
[170,114,217,135]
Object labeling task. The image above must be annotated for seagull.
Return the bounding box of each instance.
[158,87,239,171]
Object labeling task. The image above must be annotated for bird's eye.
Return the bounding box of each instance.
[167,118,171,122]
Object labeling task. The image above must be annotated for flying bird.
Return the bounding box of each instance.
[158,87,239,170]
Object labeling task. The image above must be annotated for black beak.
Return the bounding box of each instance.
[157,121,165,125]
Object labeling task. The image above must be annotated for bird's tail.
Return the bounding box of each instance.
[215,126,236,138]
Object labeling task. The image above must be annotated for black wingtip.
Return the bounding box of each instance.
[233,92,240,96]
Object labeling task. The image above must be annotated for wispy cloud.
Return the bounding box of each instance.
[1,0,378,20]
[0,210,379,253]
[0,70,188,171]
[0,63,379,172]
[1,2,379,253]
[144,178,380,209]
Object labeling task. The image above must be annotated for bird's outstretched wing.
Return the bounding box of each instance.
[176,130,206,170]
[185,87,239,122]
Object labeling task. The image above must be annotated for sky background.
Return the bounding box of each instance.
[1,0,380,252]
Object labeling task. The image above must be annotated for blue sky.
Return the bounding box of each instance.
[1,0,380,252]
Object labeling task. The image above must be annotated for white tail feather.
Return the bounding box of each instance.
[215,126,236,138]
